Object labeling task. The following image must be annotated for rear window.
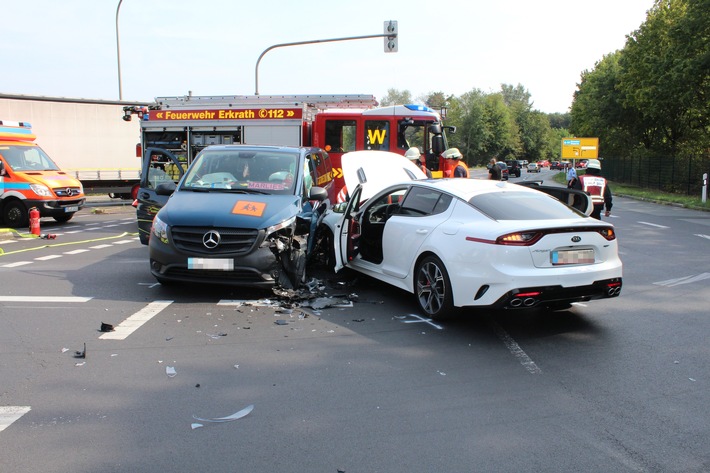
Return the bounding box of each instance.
[470,191,584,220]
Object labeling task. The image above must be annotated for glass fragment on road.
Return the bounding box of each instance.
[192,404,254,423]
[166,366,177,377]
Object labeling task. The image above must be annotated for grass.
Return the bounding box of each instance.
[550,171,710,212]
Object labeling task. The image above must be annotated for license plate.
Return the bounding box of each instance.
[551,249,594,265]
[188,258,234,270]
[64,206,79,212]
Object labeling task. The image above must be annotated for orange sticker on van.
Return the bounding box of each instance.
[232,201,266,217]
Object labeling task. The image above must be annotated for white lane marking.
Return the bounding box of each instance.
[35,255,62,261]
[0,296,92,302]
[113,240,134,245]
[490,321,542,374]
[638,221,669,229]
[1,261,32,268]
[85,227,101,231]
[654,272,710,287]
[0,406,31,432]
[64,249,90,255]
[89,244,113,249]
[402,313,443,330]
[63,230,83,234]
[695,234,710,241]
[0,239,17,244]
[99,300,174,340]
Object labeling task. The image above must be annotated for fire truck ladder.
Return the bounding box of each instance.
[154,94,379,111]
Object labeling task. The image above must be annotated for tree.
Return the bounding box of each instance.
[379,88,413,106]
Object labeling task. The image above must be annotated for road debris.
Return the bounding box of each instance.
[192,404,254,424]
[166,366,177,378]
[99,322,115,332]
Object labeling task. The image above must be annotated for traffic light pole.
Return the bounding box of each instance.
[254,21,398,95]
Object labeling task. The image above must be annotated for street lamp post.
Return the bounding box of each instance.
[116,0,124,100]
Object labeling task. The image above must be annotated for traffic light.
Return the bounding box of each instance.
[384,20,398,53]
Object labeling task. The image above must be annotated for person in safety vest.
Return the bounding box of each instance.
[572,159,613,219]
[405,147,432,178]
[440,148,470,178]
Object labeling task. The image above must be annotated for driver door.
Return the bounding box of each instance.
[136,147,184,244]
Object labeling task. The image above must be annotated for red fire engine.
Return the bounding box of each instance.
[122,94,453,244]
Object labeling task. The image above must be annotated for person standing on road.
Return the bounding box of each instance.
[439,148,469,178]
[405,147,432,178]
[572,159,613,219]
[567,167,578,188]
[488,157,501,181]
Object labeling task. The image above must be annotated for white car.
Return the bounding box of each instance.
[527,162,540,172]
[322,151,622,318]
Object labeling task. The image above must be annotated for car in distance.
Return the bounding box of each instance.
[325,151,623,318]
[527,162,540,172]
[148,145,333,288]
[496,161,509,180]
[505,159,522,178]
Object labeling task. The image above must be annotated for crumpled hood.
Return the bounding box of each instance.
[158,191,301,229]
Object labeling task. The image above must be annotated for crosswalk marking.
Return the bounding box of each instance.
[35,255,62,261]
[0,296,92,302]
[0,406,31,433]
[99,300,174,340]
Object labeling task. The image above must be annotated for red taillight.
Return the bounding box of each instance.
[516,291,541,297]
[496,231,543,246]
[597,227,616,241]
[135,143,142,158]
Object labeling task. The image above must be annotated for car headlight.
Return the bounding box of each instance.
[265,216,296,238]
[151,215,169,242]
[30,184,52,197]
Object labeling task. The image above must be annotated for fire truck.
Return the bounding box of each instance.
[122,94,453,244]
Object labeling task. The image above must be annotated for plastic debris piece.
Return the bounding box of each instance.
[61,348,69,353]
[191,423,204,430]
[192,404,254,423]
[75,362,86,367]
[40,233,57,240]
[207,332,228,339]
[352,319,365,322]
[166,366,177,378]
[100,322,115,332]
[275,320,289,325]
[306,297,353,310]
[74,343,86,359]
[195,384,201,388]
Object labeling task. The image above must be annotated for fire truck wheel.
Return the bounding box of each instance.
[53,213,74,223]
[3,200,29,228]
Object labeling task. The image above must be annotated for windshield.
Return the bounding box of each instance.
[0,145,61,171]
[471,191,586,220]
[182,149,299,195]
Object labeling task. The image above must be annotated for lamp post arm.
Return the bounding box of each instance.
[254,33,392,95]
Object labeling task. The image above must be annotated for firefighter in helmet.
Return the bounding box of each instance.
[405,147,432,178]
[572,159,613,219]
[440,148,469,178]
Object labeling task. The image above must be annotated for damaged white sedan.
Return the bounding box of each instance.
[321,151,622,318]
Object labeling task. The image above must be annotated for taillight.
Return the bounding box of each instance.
[136,143,142,158]
[597,227,616,241]
[496,231,543,246]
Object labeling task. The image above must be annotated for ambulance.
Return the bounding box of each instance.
[0,121,85,227]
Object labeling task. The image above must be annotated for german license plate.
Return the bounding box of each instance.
[551,249,594,265]
[188,258,234,270]
[64,206,79,212]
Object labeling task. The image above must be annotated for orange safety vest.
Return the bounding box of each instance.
[439,158,469,178]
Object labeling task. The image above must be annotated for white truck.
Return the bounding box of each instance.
[0,93,144,199]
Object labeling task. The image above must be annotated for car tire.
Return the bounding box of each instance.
[415,255,454,319]
[3,200,28,228]
[53,213,74,223]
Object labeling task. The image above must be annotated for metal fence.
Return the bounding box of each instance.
[602,154,710,197]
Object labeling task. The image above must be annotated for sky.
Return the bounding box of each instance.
[0,0,656,114]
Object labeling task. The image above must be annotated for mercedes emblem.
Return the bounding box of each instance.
[202,230,221,249]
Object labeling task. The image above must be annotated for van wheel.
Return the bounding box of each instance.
[415,255,453,319]
[53,213,74,223]
[3,200,28,228]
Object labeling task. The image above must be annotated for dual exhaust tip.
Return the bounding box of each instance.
[509,297,537,308]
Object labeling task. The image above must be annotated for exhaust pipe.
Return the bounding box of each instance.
[510,298,522,307]
[523,298,537,307]
[606,286,621,296]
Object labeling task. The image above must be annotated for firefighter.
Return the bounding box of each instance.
[441,148,469,178]
[405,147,432,178]
[572,159,613,219]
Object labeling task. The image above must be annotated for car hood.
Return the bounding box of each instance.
[158,191,301,229]
[342,150,427,202]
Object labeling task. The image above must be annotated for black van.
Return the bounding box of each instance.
[505,159,522,178]
[147,145,333,288]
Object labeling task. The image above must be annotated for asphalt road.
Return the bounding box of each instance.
[1,172,709,472]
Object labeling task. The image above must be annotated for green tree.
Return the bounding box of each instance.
[379,88,413,106]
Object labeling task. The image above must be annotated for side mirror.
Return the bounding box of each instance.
[308,186,327,202]
[155,181,177,196]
